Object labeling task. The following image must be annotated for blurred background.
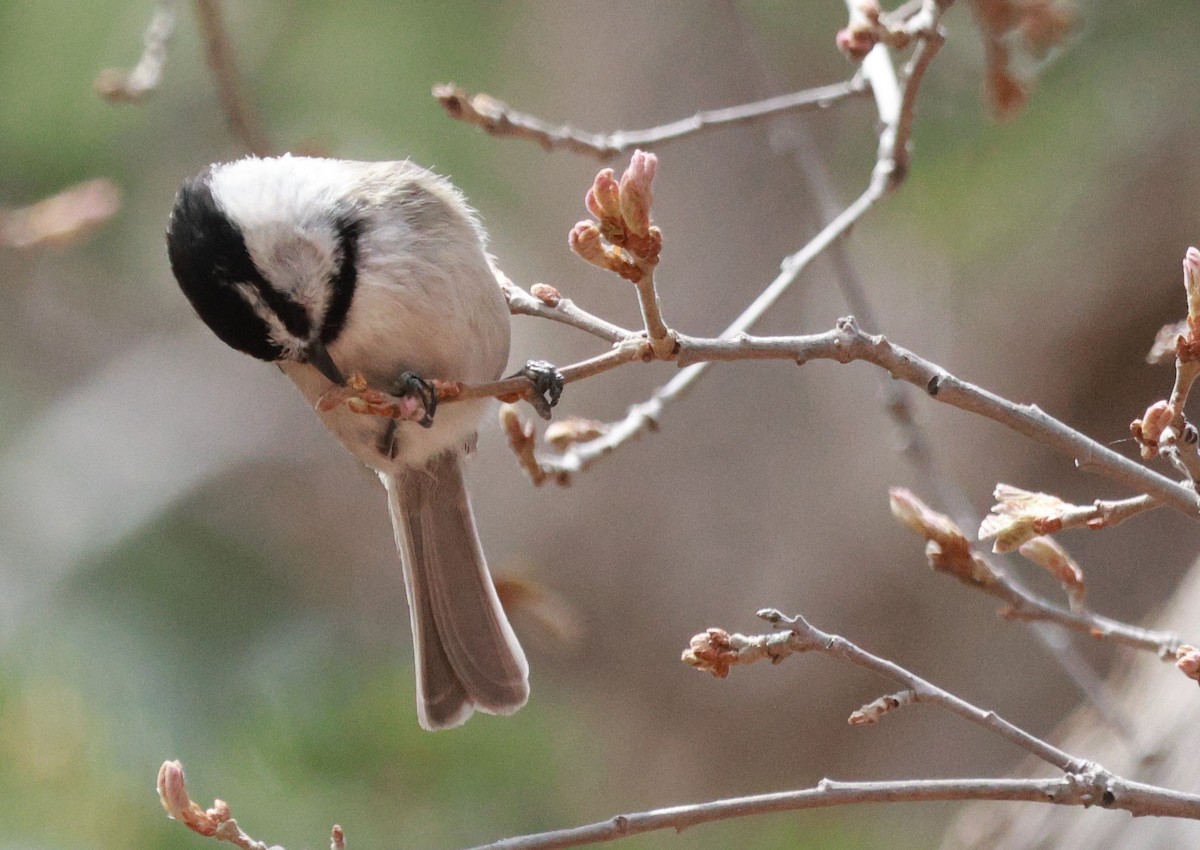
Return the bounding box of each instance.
[2,2,1200,848]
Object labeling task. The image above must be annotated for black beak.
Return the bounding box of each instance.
[302,340,345,385]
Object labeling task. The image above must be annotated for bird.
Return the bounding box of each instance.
[166,154,538,730]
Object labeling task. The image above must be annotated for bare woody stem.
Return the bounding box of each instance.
[757,609,1086,771]
[192,0,271,155]
[433,78,870,159]
[631,268,674,355]
[463,776,1200,850]
[445,315,1200,522]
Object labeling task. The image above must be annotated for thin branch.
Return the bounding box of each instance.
[894,488,1184,658]
[433,78,870,159]
[1053,494,1160,532]
[158,762,1200,850]
[94,1,177,103]
[756,609,1085,771]
[501,279,633,344]
[465,775,1200,850]
[744,0,1137,743]
[192,0,271,155]
[487,10,939,478]
[473,315,1199,521]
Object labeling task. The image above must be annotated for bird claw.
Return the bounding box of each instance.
[394,372,437,428]
[317,371,437,428]
[516,360,564,420]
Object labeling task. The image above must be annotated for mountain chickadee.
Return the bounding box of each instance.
[166,154,542,730]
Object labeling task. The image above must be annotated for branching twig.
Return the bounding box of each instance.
[433,78,870,160]
[156,607,1200,850]
[471,5,939,480]
[893,489,1185,658]
[462,314,1200,521]
[192,0,271,155]
[690,609,1086,771]
[501,277,633,344]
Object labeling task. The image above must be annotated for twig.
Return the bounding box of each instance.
[694,609,1085,771]
[893,488,1184,658]
[433,78,870,159]
[94,2,177,102]
[192,0,271,155]
[484,7,940,478]
[501,278,633,344]
[470,316,1200,521]
[159,762,1200,850]
[741,0,1136,742]
[464,776,1200,850]
[1053,494,1159,532]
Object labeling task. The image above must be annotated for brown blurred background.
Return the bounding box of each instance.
[2,2,1199,849]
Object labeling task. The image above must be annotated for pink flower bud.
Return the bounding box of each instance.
[585,168,621,224]
[1184,247,1200,324]
[1176,645,1200,683]
[157,760,191,822]
[568,221,606,267]
[618,150,657,237]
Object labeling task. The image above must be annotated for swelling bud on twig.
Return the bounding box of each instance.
[1130,400,1177,460]
[889,488,994,584]
[1176,645,1200,685]
[617,150,656,237]
[1180,247,1200,359]
[584,168,621,223]
[836,1,882,61]
[529,282,561,306]
[157,760,227,838]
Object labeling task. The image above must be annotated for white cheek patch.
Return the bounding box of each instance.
[234,281,306,358]
[243,225,338,324]
[210,155,356,331]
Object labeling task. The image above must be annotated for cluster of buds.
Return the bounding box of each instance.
[317,372,458,430]
[972,485,1086,608]
[569,150,662,284]
[681,628,739,679]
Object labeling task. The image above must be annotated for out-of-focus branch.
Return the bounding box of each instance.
[0,179,122,249]
[94,2,177,102]
[192,0,271,155]
[433,77,870,159]
[892,489,1185,658]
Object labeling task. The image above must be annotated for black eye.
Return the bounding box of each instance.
[166,175,284,362]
